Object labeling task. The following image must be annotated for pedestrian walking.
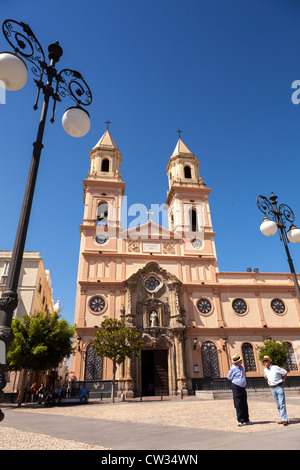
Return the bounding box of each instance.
[263,355,288,426]
[37,384,45,404]
[30,383,37,403]
[227,354,253,427]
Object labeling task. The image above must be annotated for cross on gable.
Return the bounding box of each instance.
[147,209,153,221]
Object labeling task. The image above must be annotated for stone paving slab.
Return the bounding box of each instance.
[1,396,300,450]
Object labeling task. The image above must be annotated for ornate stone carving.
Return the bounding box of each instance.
[123,261,188,396]
[128,241,140,253]
[0,290,18,312]
[0,326,14,346]
[142,327,174,348]
[124,261,184,327]
[162,243,175,254]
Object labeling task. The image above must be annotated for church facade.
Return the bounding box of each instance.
[71,129,300,396]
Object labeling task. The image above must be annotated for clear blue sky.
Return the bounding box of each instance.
[1,0,300,325]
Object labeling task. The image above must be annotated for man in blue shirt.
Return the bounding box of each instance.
[79,383,90,404]
[227,354,253,426]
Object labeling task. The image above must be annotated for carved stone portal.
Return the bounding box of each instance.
[120,262,188,396]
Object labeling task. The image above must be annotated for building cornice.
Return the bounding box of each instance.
[165,184,211,206]
[190,326,300,336]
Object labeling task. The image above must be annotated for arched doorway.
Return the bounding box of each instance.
[141,349,169,396]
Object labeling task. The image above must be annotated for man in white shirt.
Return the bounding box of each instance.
[263,355,288,425]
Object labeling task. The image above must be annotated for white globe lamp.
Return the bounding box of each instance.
[0,52,28,91]
[62,106,91,137]
[287,225,300,243]
[260,217,277,236]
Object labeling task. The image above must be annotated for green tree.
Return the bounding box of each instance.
[256,339,289,368]
[6,311,76,405]
[92,317,144,402]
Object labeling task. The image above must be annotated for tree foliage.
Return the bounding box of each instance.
[256,339,289,368]
[92,317,144,401]
[92,317,144,364]
[6,311,76,372]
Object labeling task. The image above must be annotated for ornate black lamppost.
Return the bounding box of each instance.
[0,19,92,420]
[256,193,300,304]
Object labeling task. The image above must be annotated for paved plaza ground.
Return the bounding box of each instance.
[0,393,300,451]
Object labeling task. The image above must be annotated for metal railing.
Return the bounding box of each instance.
[73,380,118,399]
[192,376,300,391]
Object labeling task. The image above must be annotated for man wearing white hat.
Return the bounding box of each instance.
[263,356,288,425]
[227,354,253,426]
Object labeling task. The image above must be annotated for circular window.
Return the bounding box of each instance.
[271,298,286,315]
[89,296,106,313]
[232,298,248,315]
[144,275,160,292]
[197,298,212,315]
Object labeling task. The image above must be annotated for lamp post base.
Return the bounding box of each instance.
[0,290,18,421]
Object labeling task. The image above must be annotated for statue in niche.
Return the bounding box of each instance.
[150,310,159,327]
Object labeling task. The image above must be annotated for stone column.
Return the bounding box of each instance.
[120,355,135,398]
[174,329,188,395]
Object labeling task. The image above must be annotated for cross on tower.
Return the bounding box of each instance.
[105,120,111,130]
[176,129,183,139]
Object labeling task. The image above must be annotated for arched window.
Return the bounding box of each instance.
[285,342,298,371]
[189,209,198,232]
[97,201,108,225]
[242,342,257,372]
[84,344,103,380]
[101,158,109,172]
[184,165,192,178]
[201,341,220,377]
[170,213,174,231]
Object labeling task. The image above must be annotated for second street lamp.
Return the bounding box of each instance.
[0,19,92,420]
[256,192,300,305]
